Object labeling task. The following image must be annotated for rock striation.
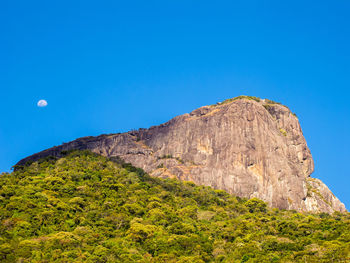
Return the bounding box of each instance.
[17,96,346,213]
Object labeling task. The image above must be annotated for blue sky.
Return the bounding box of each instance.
[1,1,349,208]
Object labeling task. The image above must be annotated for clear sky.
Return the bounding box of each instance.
[1,1,349,208]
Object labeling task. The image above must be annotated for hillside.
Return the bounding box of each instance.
[16,96,346,213]
[1,151,350,262]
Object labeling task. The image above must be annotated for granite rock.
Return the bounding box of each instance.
[16,97,346,213]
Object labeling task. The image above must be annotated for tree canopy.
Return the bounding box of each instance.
[0,151,349,262]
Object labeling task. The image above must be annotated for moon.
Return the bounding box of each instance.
[37,100,48,107]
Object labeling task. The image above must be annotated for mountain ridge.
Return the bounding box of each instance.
[16,96,346,213]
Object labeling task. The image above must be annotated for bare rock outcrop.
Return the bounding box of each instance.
[16,96,346,213]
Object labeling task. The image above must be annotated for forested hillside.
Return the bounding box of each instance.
[0,151,349,262]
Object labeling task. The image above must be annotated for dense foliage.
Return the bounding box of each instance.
[0,151,349,262]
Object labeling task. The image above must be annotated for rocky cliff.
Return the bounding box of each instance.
[17,96,346,213]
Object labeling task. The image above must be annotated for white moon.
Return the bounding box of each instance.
[37,100,48,107]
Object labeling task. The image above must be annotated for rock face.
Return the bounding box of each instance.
[17,97,346,213]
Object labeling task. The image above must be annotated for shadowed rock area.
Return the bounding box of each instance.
[16,96,346,213]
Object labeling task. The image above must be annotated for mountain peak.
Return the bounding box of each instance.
[16,97,346,213]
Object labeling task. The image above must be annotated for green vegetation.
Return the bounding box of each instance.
[279,128,287,137]
[232,95,261,102]
[264,99,281,105]
[1,151,349,262]
[158,155,185,164]
[213,96,261,106]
